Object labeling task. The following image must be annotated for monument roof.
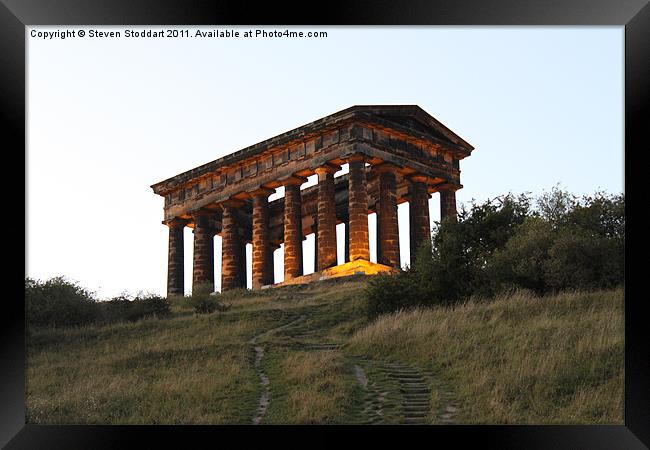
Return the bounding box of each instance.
[151,105,474,194]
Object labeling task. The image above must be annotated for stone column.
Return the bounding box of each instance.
[376,164,401,268]
[166,218,187,297]
[348,154,370,261]
[311,221,318,271]
[283,177,306,280]
[315,164,339,271]
[267,242,280,285]
[408,176,431,266]
[239,239,248,289]
[192,210,215,293]
[251,189,273,289]
[221,202,243,292]
[440,187,458,222]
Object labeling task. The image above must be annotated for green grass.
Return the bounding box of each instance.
[26,279,623,424]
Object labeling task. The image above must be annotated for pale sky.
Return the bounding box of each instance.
[26,26,624,298]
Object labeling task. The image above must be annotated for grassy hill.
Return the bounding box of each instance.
[26,277,623,425]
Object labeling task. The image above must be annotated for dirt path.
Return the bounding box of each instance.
[352,360,387,424]
[251,306,459,425]
[249,315,306,425]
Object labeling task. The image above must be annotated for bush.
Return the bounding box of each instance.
[489,217,555,294]
[188,283,229,314]
[544,231,623,291]
[98,293,170,324]
[365,188,624,317]
[25,276,98,328]
[26,277,172,328]
[364,272,418,318]
[365,232,466,318]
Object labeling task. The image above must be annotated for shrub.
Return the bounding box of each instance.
[544,231,623,292]
[563,191,625,240]
[365,188,624,317]
[364,246,453,318]
[188,283,229,314]
[25,276,98,328]
[98,293,170,324]
[489,217,555,294]
[364,272,418,318]
[133,293,171,319]
[26,277,172,328]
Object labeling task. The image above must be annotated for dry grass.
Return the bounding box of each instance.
[266,350,352,424]
[26,278,365,425]
[347,288,624,424]
[27,308,280,424]
[27,280,623,424]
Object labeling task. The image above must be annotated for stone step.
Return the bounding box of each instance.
[306,342,340,346]
[303,346,340,350]
[401,388,428,393]
[404,413,428,419]
[401,419,426,425]
[362,414,379,419]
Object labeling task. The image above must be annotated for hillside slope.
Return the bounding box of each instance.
[26,278,623,424]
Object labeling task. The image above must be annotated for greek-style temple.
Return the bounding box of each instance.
[151,105,475,296]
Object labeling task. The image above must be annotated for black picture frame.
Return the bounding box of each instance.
[2,1,648,448]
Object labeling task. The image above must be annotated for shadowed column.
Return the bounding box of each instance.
[348,154,370,261]
[408,176,431,267]
[238,238,247,289]
[311,221,318,272]
[283,177,306,280]
[166,218,187,297]
[267,242,280,285]
[221,202,243,292]
[192,210,215,293]
[315,164,339,271]
[251,189,273,289]
[440,187,458,222]
[376,164,401,268]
